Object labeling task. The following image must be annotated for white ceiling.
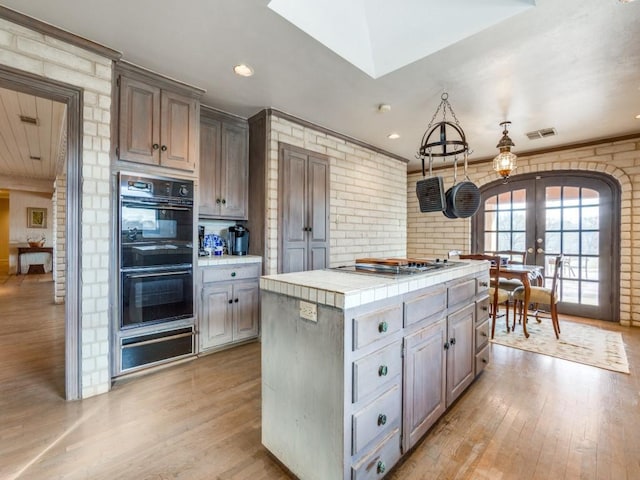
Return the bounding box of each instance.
[0,0,639,173]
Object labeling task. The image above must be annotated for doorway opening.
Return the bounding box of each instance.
[0,65,82,400]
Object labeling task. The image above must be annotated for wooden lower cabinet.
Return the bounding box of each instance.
[445,303,476,407]
[199,264,260,351]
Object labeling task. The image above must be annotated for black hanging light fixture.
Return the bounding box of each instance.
[493,121,517,182]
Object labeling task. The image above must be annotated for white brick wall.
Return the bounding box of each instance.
[53,173,66,304]
[264,114,407,275]
[0,18,113,397]
[407,139,640,327]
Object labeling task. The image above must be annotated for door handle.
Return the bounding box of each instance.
[527,247,534,254]
[537,248,544,254]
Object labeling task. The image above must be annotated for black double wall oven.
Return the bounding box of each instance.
[117,173,195,374]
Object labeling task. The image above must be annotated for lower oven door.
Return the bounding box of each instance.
[121,265,193,329]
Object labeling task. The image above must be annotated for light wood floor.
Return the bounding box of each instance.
[1,276,639,480]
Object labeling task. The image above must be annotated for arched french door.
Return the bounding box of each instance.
[472,171,620,321]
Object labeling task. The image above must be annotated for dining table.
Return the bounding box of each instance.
[491,263,544,338]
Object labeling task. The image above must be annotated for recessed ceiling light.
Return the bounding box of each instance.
[233,64,254,77]
[388,133,400,139]
[378,104,391,113]
[635,114,640,119]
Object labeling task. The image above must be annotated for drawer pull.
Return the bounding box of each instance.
[482,358,488,364]
[377,414,387,426]
[481,332,487,337]
[378,365,388,377]
[378,321,388,333]
[482,305,488,311]
[377,461,386,474]
[479,281,488,287]
[231,272,236,277]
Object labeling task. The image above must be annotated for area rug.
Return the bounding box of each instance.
[490,319,630,374]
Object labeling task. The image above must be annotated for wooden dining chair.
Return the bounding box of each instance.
[459,254,510,338]
[486,250,530,291]
[512,255,564,339]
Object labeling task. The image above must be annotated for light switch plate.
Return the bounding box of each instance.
[300,300,317,322]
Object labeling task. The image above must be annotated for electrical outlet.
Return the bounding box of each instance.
[299,301,317,322]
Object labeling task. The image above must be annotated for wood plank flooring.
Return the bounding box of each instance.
[1,275,639,479]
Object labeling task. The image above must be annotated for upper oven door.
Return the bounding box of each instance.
[120,198,193,268]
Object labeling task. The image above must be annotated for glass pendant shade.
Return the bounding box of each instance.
[493,150,517,179]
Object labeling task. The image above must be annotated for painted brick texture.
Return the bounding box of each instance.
[265,114,407,275]
[407,139,640,327]
[0,18,113,397]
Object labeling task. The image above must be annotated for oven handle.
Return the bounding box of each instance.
[121,331,193,349]
[125,270,191,279]
[122,201,192,211]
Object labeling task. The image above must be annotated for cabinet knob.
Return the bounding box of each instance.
[152,143,159,150]
[377,414,387,426]
[479,281,488,287]
[228,299,233,304]
[482,358,488,364]
[482,305,488,311]
[234,298,239,303]
[450,337,456,345]
[481,332,487,337]
[161,145,167,152]
[444,342,450,350]
[216,198,221,205]
[221,199,226,205]
[378,365,388,377]
[231,272,236,277]
[377,461,386,474]
[378,321,388,333]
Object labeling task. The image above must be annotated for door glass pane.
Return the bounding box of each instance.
[498,211,511,230]
[562,279,580,303]
[546,186,561,206]
[582,188,599,205]
[512,188,526,207]
[582,206,599,229]
[497,192,511,210]
[546,209,561,230]
[546,232,561,253]
[563,187,580,206]
[581,281,599,306]
[513,232,526,250]
[582,232,599,255]
[581,257,599,280]
[563,208,580,229]
[513,210,526,230]
[563,232,580,255]
[498,232,512,251]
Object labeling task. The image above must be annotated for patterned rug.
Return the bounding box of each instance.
[490,319,630,374]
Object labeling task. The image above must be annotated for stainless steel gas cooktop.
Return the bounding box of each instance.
[329,258,464,278]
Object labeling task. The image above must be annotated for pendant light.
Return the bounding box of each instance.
[493,121,517,182]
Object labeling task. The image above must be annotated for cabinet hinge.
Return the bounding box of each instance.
[115,146,119,157]
[116,76,120,87]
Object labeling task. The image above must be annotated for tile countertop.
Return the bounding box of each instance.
[260,260,488,310]
[198,254,262,267]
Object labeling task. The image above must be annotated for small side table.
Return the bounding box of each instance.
[17,247,53,275]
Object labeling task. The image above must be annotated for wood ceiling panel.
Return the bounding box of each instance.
[0,86,66,182]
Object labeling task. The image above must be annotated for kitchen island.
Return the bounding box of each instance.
[260,260,491,480]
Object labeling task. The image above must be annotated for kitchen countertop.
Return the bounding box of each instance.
[198,254,262,267]
[260,260,488,310]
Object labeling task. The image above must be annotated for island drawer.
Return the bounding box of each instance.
[201,263,260,283]
[476,295,490,324]
[352,383,401,455]
[476,318,490,352]
[352,304,403,351]
[447,278,476,308]
[352,341,402,403]
[476,273,490,294]
[404,286,446,327]
[351,428,401,480]
[475,345,490,376]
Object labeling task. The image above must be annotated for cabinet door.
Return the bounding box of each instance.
[219,122,248,219]
[402,317,446,452]
[200,283,233,349]
[307,154,330,271]
[160,90,197,171]
[199,117,222,217]
[232,281,260,340]
[446,304,475,407]
[118,75,161,165]
[280,147,308,273]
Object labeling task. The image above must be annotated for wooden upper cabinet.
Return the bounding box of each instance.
[116,61,201,172]
[199,107,248,220]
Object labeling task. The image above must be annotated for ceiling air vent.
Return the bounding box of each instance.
[29,155,42,161]
[19,115,39,125]
[526,127,557,140]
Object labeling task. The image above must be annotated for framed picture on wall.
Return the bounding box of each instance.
[27,207,47,228]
